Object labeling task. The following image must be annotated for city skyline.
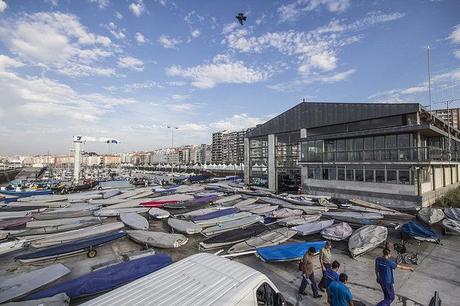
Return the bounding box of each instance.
[0,0,459,155]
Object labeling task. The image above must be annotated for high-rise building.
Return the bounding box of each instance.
[431,108,460,129]
[212,130,247,164]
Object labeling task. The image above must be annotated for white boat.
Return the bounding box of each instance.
[95,207,149,217]
[233,198,259,208]
[350,198,402,213]
[0,240,27,256]
[442,218,460,234]
[238,204,271,212]
[7,222,102,237]
[322,211,384,220]
[120,213,149,230]
[321,222,353,241]
[228,228,297,253]
[0,264,70,303]
[167,218,202,234]
[348,225,388,258]
[17,195,68,203]
[194,212,252,227]
[292,220,334,236]
[249,205,279,215]
[0,209,47,220]
[127,230,188,248]
[28,222,125,248]
[202,215,264,237]
[148,208,170,219]
[213,194,242,205]
[417,208,445,225]
[278,214,321,226]
[269,208,303,219]
[444,208,460,222]
[175,207,224,219]
[26,217,102,229]
[347,205,410,218]
[34,207,95,220]
[2,293,70,306]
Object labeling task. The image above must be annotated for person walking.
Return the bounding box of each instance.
[375,248,414,306]
[329,273,354,306]
[319,241,333,292]
[299,247,322,298]
[325,261,341,305]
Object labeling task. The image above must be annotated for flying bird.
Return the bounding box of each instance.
[236,13,246,25]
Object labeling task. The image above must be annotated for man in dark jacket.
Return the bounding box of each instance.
[298,247,322,298]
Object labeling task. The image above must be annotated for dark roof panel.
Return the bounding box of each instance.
[247,102,421,138]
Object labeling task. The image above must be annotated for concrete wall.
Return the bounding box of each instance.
[434,166,444,189]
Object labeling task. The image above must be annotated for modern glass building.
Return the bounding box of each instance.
[244,102,460,206]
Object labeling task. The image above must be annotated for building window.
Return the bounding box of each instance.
[336,139,346,161]
[346,169,354,181]
[355,169,364,181]
[385,135,397,160]
[365,170,374,182]
[376,170,385,183]
[398,170,410,184]
[323,168,336,180]
[364,137,374,160]
[387,170,397,184]
[324,140,336,162]
[307,167,314,179]
[398,134,411,160]
[374,136,385,160]
[337,167,345,180]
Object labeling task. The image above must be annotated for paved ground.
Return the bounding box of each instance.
[1,216,459,305]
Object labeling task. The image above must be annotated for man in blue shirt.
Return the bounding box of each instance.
[375,248,414,306]
[325,261,341,305]
[328,273,353,306]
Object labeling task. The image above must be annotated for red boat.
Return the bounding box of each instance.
[140,200,178,207]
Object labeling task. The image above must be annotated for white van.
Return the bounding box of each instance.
[82,253,289,306]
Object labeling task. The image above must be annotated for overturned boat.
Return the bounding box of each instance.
[228,227,297,254]
[199,223,267,250]
[128,230,188,248]
[321,222,353,241]
[348,225,387,258]
[120,213,149,230]
[401,221,440,243]
[417,208,445,225]
[167,218,202,234]
[292,220,334,236]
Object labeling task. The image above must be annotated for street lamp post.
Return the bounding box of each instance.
[167,125,178,174]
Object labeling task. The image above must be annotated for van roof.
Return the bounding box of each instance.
[82,253,269,306]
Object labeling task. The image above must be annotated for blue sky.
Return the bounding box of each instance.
[0,0,459,155]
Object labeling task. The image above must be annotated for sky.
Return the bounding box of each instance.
[0,0,459,155]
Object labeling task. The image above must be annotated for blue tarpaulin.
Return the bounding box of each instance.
[256,241,327,262]
[16,231,126,261]
[401,221,440,242]
[192,207,239,221]
[23,254,172,300]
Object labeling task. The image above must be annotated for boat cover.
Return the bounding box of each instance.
[233,198,259,208]
[200,223,266,249]
[128,230,188,248]
[278,214,321,226]
[16,231,126,261]
[228,228,297,253]
[256,241,327,262]
[442,218,460,234]
[192,208,239,221]
[120,213,149,230]
[0,217,33,229]
[269,208,303,219]
[148,208,170,219]
[0,264,70,303]
[292,220,334,236]
[321,222,353,241]
[443,208,460,222]
[194,212,251,227]
[190,195,219,205]
[417,208,445,225]
[202,215,263,236]
[402,221,440,242]
[24,254,172,300]
[348,225,387,257]
[4,293,70,306]
[323,211,384,220]
[167,218,202,234]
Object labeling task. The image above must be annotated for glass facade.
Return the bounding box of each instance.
[300,133,460,163]
[249,137,268,188]
[276,132,300,192]
[304,165,414,185]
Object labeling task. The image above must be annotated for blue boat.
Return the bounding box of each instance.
[401,221,440,243]
[192,207,239,221]
[256,241,327,262]
[0,189,53,198]
[23,254,172,300]
[15,231,126,262]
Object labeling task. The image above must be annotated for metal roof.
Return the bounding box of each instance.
[247,102,421,138]
[82,253,270,306]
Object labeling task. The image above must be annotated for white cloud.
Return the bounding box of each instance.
[0,12,114,77]
[117,56,144,71]
[449,25,460,44]
[129,1,145,17]
[210,114,266,131]
[0,0,7,13]
[89,0,109,9]
[158,35,182,49]
[278,0,351,23]
[115,11,123,19]
[168,103,197,112]
[268,69,355,91]
[135,32,146,44]
[455,50,460,59]
[104,22,126,40]
[191,29,201,38]
[171,94,190,101]
[223,12,404,79]
[104,81,163,93]
[184,11,205,25]
[166,54,269,89]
